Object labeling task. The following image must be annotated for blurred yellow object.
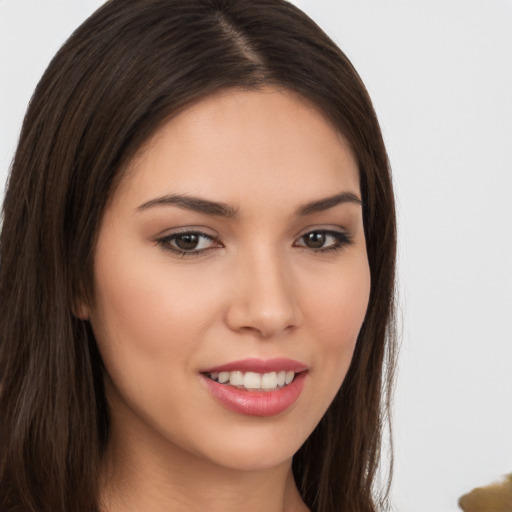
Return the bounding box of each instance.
[458,474,512,512]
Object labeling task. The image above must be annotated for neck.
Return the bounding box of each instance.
[100,414,308,512]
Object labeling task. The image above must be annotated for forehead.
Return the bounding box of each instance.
[114,87,360,213]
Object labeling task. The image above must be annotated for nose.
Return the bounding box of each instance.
[224,248,302,338]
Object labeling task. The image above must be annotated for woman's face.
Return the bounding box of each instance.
[86,87,370,472]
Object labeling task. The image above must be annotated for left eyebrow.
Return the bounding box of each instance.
[296,192,363,216]
[137,194,239,218]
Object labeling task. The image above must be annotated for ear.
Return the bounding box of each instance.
[73,299,90,321]
[72,285,91,320]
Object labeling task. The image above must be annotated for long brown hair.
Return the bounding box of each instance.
[0,1,397,511]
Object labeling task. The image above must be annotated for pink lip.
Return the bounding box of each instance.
[200,358,308,417]
[201,372,307,417]
[202,357,307,374]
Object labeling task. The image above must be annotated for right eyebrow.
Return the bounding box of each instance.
[295,192,363,216]
[136,194,239,218]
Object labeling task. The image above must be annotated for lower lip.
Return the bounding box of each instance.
[201,372,307,417]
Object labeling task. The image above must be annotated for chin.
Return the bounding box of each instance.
[182,416,315,473]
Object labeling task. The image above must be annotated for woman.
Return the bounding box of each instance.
[0,1,397,511]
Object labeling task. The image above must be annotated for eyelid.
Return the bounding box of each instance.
[154,228,223,257]
[294,224,351,241]
[152,225,218,238]
[293,226,353,252]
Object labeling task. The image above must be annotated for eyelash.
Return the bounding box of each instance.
[155,229,353,258]
[295,230,353,253]
[155,231,219,258]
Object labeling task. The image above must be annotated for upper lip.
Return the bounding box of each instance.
[202,357,308,374]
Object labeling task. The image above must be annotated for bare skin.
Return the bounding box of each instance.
[100,413,309,512]
[83,87,370,512]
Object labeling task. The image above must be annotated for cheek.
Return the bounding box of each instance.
[88,244,229,433]
[305,256,371,386]
[309,254,370,339]
[88,237,231,406]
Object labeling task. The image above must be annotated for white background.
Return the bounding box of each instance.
[1,2,511,511]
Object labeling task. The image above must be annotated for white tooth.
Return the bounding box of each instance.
[285,371,295,385]
[243,371,262,390]
[229,371,244,386]
[218,372,229,384]
[261,372,278,389]
[210,372,219,381]
[277,371,286,387]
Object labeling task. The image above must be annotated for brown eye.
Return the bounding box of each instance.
[174,233,200,250]
[295,230,352,253]
[156,231,221,256]
[303,232,326,249]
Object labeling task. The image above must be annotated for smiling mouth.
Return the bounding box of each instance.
[205,370,298,392]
